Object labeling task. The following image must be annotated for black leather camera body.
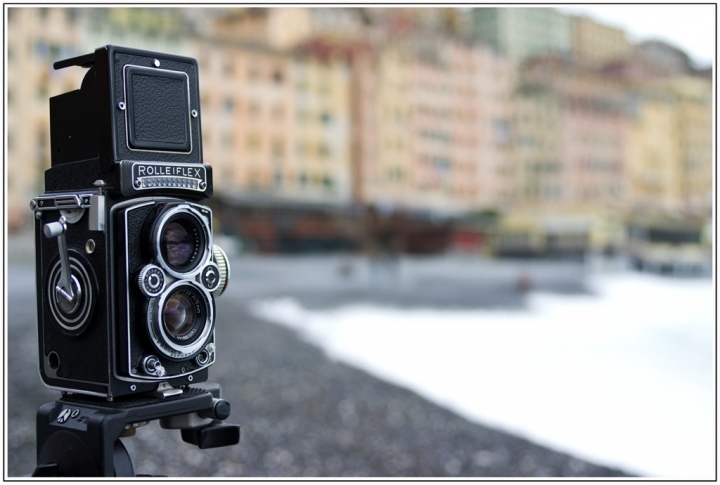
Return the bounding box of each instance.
[32,45,230,399]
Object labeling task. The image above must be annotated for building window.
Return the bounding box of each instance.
[273,69,284,84]
[246,135,261,151]
[34,41,49,58]
[271,105,284,120]
[272,140,285,159]
[66,8,78,24]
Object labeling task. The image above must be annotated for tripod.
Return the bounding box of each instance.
[31,383,240,477]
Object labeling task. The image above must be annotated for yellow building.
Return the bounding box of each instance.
[6,7,196,231]
[6,6,353,235]
[367,44,415,209]
[626,92,682,212]
[624,75,712,216]
[571,15,632,65]
[194,39,351,204]
[666,76,713,214]
[7,8,87,231]
[511,86,565,210]
[213,8,314,50]
[194,41,295,195]
[290,53,352,202]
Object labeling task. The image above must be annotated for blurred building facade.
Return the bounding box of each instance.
[466,8,572,62]
[570,15,632,66]
[6,6,713,238]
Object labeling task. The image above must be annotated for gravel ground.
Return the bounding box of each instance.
[6,232,632,477]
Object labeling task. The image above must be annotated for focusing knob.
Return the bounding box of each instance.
[211,245,230,298]
[138,265,165,298]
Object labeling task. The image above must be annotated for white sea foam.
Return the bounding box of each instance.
[250,273,715,479]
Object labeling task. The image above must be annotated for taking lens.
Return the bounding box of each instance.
[162,292,195,337]
[147,281,214,362]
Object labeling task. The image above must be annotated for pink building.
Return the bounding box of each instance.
[517,56,630,213]
[469,44,516,209]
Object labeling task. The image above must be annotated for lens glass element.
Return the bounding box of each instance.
[161,221,196,268]
[149,281,213,361]
[162,292,195,337]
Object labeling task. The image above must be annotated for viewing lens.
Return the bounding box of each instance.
[161,220,197,268]
[162,292,195,337]
[153,204,210,276]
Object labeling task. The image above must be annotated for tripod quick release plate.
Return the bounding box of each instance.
[33,384,240,477]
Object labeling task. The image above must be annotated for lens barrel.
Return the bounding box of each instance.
[147,280,214,361]
[152,204,211,278]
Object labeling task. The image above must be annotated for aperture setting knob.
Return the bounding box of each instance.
[198,262,221,293]
[138,264,166,298]
[211,245,230,298]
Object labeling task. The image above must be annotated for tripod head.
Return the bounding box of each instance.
[32,383,240,477]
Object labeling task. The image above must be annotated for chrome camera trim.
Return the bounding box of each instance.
[146,279,215,362]
[152,203,212,280]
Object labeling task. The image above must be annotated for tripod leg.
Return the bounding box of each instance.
[113,440,135,477]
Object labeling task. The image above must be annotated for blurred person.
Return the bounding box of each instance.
[364,204,403,287]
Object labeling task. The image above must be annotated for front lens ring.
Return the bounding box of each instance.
[147,280,214,361]
[152,204,211,279]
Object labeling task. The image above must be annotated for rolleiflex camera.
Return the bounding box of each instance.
[31,45,230,400]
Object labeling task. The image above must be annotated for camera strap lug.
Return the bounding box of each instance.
[89,194,106,232]
[31,193,94,211]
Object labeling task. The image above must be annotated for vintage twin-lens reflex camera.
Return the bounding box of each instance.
[31,45,230,400]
